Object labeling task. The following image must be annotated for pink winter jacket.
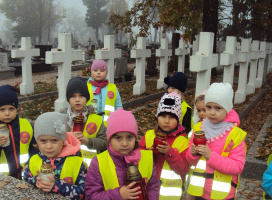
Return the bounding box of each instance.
[186,109,246,199]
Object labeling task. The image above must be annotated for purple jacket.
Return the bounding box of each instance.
[85,147,160,200]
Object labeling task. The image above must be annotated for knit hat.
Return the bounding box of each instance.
[91,60,108,73]
[66,77,90,102]
[157,92,182,122]
[106,108,138,141]
[164,72,187,93]
[0,85,18,108]
[205,83,233,113]
[34,112,68,142]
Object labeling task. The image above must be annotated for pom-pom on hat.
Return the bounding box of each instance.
[156,92,182,122]
[91,59,108,73]
[66,77,90,102]
[34,112,68,142]
[106,108,138,141]
[0,85,18,108]
[164,72,187,93]
[205,82,233,113]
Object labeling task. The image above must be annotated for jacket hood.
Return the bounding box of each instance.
[223,109,240,126]
[57,132,81,158]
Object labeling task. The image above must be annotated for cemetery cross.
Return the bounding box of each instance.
[175,38,190,72]
[255,41,266,88]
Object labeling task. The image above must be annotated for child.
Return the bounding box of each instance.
[164,72,193,133]
[85,108,160,200]
[262,154,272,199]
[87,59,122,126]
[0,85,38,179]
[186,83,247,200]
[139,92,190,199]
[24,112,87,199]
[192,91,207,135]
[66,77,108,166]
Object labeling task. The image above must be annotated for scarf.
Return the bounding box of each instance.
[203,118,233,139]
[67,106,93,129]
[89,80,109,95]
[109,144,141,165]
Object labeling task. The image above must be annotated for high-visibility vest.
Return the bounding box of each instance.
[0,118,33,174]
[81,113,103,166]
[87,82,117,127]
[263,154,272,200]
[97,150,153,190]
[29,154,83,185]
[180,101,193,130]
[187,126,247,199]
[145,130,189,200]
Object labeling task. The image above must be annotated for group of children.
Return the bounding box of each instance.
[0,58,257,200]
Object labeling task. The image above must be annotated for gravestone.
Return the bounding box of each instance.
[0,53,9,69]
[11,37,40,95]
[95,35,122,83]
[255,41,266,88]
[175,38,190,72]
[0,52,15,79]
[115,57,128,82]
[46,33,83,112]
[156,38,171,89]
[146,53,157,76]
[268,43,272,73]
[234,39,251,104]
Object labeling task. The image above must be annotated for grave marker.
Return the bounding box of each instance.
[131,37,151,95]
[115,57,128,82]
[255,41,266,88]
[46,33,83,112]
[268,43,272,73]
[0,53,9,69]
[11,37,40,95]
[95,35,121,83]
[175,38,190,72]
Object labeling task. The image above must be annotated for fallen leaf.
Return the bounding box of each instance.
[16,183,29,189]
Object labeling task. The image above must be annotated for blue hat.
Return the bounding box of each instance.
[164,72,187,93]
[0,85,18,108]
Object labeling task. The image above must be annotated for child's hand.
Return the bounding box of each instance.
[190,143,198,156]
[36,175,55,192]
[196,144,211,159]
[73,132,88,145]
[157,141,171,154]
[119,182,141,200]
[0,135,8,146]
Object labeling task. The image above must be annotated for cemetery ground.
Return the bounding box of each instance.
[0,68,272,199]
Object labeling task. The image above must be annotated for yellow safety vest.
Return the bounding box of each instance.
[263,154,272,200]
[0,118,33,174]
[29,154,83,185]
[180,101,193,130]
[87,82,117,127]
[97,150,153,190]
[187,126,247,199]
[81,113,103,166]
[145,129,189,200]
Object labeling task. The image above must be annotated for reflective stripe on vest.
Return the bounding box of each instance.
[97,150,153,191]
[81,114,103,166]
[29,154,83,185]
[187,126,247,199]
[180,101,193,128]
[87,82,117,127]
[145,130,189,199]
[0,118,33,175]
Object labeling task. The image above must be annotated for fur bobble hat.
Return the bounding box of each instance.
[164,72,187,93]
[91,59,108,73]
[0,85,18,108]
[34,112,68,142]
[106,108,138,141]
[66,77,90,102]
[157,92,182,122]
[205,82,233,113]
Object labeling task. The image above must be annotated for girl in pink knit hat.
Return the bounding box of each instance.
[85,108,160,200]
[86,60,122,127]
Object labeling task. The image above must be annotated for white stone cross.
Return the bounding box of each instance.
[190,32,218,99]
[234,39,250,104]
[220,36,237,86]
[175,38,190,72]
[95,35,121,83]
[131,37,151,95]
[11,37,40,95]
[247,40,260,95]
[156,38,172,89]
[255,41,266,88]
[46,33,83,113]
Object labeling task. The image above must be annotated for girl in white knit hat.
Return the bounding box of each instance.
[186,83,247,200]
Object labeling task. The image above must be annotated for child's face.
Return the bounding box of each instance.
[167,87,182,96]
[91,68,107,82]
[205,102,227,124]
[158,114,178,132]
[196,100,206,121]
[37,135,64,159]
[110,132,136,156]
[69,93,87,113]
[0,105,17,123]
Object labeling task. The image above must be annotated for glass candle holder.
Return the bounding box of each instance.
[39,164,54,182]
[0,124,10,147]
